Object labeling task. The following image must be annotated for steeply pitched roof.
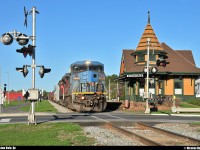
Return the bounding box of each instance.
[121,43,200,75]
[135,12,163,52]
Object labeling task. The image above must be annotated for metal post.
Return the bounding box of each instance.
[0,67,2,113]
[28,6,37,125]
[117,82,119,101]
[145,38,150,114]
[109,79,110,100]
[6,72,9,104]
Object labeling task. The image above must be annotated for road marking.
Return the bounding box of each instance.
[0,118,11,123]
[89,113,127,122]
[90,115,109,122]
[104,113,127,120]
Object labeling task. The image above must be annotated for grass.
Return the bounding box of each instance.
[179,102,200,108]
[151,110,172,114]
[3,100,25,107]
[0,122,95,146]
[20,100,58,113]
[3,100,58,113]
[191,122,200,126]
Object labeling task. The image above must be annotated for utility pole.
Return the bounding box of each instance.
[0,67,2,113]
[109,79,110,100]
[145,38,150,114]
[6,72,9,104]
[117,82,119,101]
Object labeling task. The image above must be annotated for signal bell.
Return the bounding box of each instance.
[39,66,51,78]
[1,33,13,45]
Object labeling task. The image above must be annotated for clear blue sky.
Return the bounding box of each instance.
[0,0,200,92]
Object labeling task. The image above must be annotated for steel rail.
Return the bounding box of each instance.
[136,122,200,146]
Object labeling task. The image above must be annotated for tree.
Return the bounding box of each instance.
[105,74,119,100]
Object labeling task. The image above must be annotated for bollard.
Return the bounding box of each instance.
[124,100,130,108]
[0,104,3,113]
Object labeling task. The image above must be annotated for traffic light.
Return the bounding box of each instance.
[16,33,29,45]
[16,44,35,58]
[39,66,51,78]
[156,59,169,67]
[16,65,29,77]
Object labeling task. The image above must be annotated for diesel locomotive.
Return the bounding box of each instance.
[50,60,107,112]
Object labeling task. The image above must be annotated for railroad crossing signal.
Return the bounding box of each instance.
[16,33,29,45]
[1,33,13,45]
[16,44,35,58]
[16,65,29,77]
[39,66,51,78]
[3,84,6,97]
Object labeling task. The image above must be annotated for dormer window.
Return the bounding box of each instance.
[138,55,145,62]
[149,54,156,61]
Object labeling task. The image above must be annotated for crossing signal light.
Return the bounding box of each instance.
[3,84,6,97]
[16,65,29,77]
[1,33,13,45]
[16,33,29,45]
[156,59,169,67]
[16,44,35,58]
[39,66,51,78]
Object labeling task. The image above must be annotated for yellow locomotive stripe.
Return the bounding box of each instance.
[72,92,107,95]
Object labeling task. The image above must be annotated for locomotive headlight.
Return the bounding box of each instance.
[99,75,105,80]
[81,96,85,100]
[85,60,91,65]
[73,77,80,80]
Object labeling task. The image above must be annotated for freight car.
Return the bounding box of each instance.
[50,60,107,112]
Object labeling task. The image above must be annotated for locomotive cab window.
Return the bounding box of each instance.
[89,65,103,72]
[71,65,87,72]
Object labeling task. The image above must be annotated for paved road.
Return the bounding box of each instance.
[0,100,200,125]
[0,110,200,125]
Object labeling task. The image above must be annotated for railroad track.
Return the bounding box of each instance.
[79,121,200,146]
[130,122,200,146]
[103,122,161,146]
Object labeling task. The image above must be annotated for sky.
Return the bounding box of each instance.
[0,0,200,92]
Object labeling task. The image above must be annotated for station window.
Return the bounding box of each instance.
[175,79,182,94]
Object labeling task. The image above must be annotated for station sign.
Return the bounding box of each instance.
[127,74,143,78]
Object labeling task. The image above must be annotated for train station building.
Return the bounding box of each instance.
[118,12,200,101]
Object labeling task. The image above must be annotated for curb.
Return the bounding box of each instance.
[0,112,56,117]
